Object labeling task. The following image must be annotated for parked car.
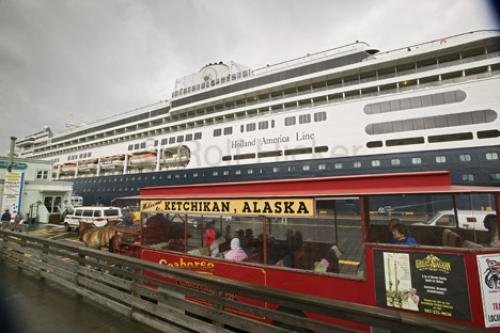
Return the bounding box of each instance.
[63,206,122,231]
[413,210,494,231]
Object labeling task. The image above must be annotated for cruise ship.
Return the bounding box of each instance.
[16,30,500,205]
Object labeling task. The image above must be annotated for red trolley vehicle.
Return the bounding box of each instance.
[116,171,500,331]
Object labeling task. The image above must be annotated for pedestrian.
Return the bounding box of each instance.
[1,209,11,224]
[13,213,23,232]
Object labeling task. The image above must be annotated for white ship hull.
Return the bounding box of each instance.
[15,30,500,204]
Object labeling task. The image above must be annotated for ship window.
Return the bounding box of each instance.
[459,154,472,162]
[386,137,424,146]
[134,143,140,150]
[185,134,193,141]
[161,138,168,145]
[223,170,229,176]
[257,150,282,158]
[435,156,447,163]
[213,128,222,137]
[299,114,311,124]
[223,127,233,135]
[428,132,473,143]
[477,130,500,139]
[314,146,328,153]
[235,170,241,175]
[361,86,378,95]
[167,175,172,179]
[353,161,361,168]
[367,141,383,148]
[420,75,439,84]
[193,173,198,177]
[489,173,500,180]
[441,71,462,80]
[380,83,397,93]
[438,53,460,64]
[313,111,327,122]
[246,123,256,132]
[272,167,279,173]
[465,66,489,76]
[416,58,437,68]
[234,153,255,160]
[194,132,202,140]
[345,90,360,99]
[371,160,380,167]
[462,47,485,59]
[486,152,499,160]
[141,142,146,149]
[222,155,232,161]
[240,125,244,133]
[284,147,313,156]
[177,135,184,143]
[258,121,268,130]
[334,163,343,169]
[328,93,343,101]
[462,174,475,182]
[411,157,422,165]
[391,159,400,166]
[302,165,311,171]
[169,137,175,144]
[318,164,326,170]
[284,116,296,126]
[271,120,275,128]
[247,169,253,174]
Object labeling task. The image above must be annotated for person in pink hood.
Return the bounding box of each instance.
[224,238,248,262]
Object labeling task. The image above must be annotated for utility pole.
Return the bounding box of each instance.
[7,136,17,172]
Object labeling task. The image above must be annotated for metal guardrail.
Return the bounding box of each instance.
[0,230,485,333]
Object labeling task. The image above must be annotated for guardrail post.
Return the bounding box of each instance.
[40,242,49,279]
[212,289,224,328]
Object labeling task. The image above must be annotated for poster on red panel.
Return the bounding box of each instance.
[477,254,500,328]
[374,250,470,320]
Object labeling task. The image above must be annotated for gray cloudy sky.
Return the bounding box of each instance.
[0,0,498,154]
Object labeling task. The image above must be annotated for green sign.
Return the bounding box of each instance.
[0,161,28,170]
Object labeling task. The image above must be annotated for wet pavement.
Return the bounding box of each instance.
[0,260,162,333]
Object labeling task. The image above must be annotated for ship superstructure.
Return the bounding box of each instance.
[16,30,500,204]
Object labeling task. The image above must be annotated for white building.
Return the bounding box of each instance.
[0,156,73,223]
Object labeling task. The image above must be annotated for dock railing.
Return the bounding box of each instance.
[0,230,484,333]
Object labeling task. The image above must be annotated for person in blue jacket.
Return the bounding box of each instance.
[390,223,417,245]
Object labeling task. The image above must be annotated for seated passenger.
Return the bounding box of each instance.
[315,245,342,273]
[388,218,401,243]
[203,221,216,248]
[209,236,227,257]
[224,238,248,262]
[484,215,500,248]
[275,231,304,268]
[391,223,417,245]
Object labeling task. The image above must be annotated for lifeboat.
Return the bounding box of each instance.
[100,155,125,170]
[78,158,98,173]
[128,151,157,167]
[60,162,77,174]
[160,146,190,168]
[52,164,60,177]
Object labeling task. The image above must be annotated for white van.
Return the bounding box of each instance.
[415,210,495,231]
[63,206,122,230]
